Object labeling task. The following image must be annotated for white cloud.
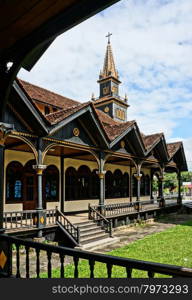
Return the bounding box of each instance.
[18,0,192,152]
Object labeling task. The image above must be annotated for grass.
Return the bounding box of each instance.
[40,220,192,278]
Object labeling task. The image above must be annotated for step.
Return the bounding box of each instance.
[76,223,100,230]
[80,232,109,243]
[80,228,106,238]
[77,237,120,251]
[74,220,94,226]
[79,225,102,233]
[80,234,110,245]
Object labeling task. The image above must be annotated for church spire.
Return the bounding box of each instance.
[99,32,119,80]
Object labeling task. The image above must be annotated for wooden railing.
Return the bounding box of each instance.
[3,210,37,230]
[56,209,80,245]
[90,201,145,218]
[0,234,192,278]
[88,204,113,237]
[46,209,57,225]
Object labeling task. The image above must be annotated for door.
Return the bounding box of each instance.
[23,160,37,210]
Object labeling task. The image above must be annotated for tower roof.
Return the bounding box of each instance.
[99,33,119,80]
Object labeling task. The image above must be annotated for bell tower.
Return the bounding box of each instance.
[94,33,129,122]
[98,32,121,98]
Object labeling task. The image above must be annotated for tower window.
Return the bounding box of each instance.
[116,108,125,120]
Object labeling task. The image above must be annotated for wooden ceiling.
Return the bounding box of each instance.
[0,0,78,50]
[0,0,120,69]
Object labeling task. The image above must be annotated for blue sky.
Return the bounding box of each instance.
[19,0,192,169]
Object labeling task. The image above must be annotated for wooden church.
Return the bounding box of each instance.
[3,35,187,215]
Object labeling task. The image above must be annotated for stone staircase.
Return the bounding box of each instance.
[74,220,110,246]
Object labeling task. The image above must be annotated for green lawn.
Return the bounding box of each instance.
[40,220,192,278]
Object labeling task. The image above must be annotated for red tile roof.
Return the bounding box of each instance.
[18,79,80,109]
[95,109,135,141]
[142,133,163,149]
[167,142,182,159]
[46,102,90,125]
[16,79,185,162]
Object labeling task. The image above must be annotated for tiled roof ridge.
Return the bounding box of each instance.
[46,101,90,118]
[45,102,91,125]
[167,141,182,145]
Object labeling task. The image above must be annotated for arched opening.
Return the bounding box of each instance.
[77,165,92,199]
[122,172,129,197]
[113,169,123,198]
[90,169,99,199]
[132,174,137,197]
[152,173,160,199]
[6,161,23,203]
[145,175,150,196]
[65,167,78,201]
[43,165,59,206]
[105,171,113,199]
[140,172,145,196]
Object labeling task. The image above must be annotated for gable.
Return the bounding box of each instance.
[5,104,33,133]
[49,118,96,147]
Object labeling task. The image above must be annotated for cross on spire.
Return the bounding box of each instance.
[106,32,112,44]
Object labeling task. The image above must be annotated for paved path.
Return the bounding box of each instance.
[11,212,192,277]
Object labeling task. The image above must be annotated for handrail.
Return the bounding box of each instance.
[91,201,144,217]
[88,204,112,237]
[0,234,192,278]
[56,208,80,245]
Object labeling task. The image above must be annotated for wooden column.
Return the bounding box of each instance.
[33,139,47,236]
[97,172,106,207]
[98,152,106,209]
[134,174,142,202]
[60,156,65,212]
[158,176,165,207]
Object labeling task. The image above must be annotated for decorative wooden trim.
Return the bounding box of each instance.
[11,131,37,138]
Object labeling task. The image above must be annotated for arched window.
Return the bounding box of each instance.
[43,165,59,202]
[145,175,150,195]
[90,170,99,199]
[113,169,123,198]
[105,171,113,198]
[140,172,145,196]
[65,167,78,200]
[77,165,91,199]
[122,172,129,197]
[6,161,23,203]
[132,174,137,197]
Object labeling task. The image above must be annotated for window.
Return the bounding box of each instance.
[44,106,50,115]
[44,165,59,201]
[6,161,23,203]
